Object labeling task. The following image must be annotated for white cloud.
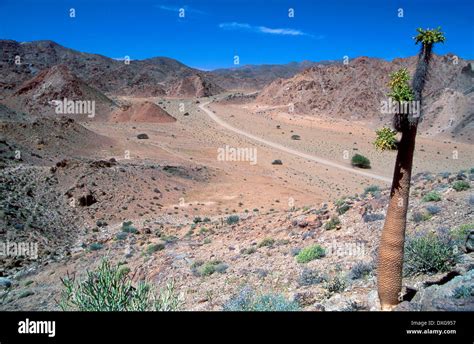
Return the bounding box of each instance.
[155,5,207,15]
[218,22,320,38]
[219,22,252,30]
[259,26,305,36]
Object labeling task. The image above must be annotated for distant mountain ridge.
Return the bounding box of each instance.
[0,40,223,98]
[0,40,332,96]
[0,39,472,140]
[209,61,334,89]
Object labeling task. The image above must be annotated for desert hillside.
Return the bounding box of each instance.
[0,39,472,315]
[0,40,223,98]
[256,54,473,141]
[3,65,117,120]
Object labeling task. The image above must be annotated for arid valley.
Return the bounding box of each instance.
[0,37,473,312]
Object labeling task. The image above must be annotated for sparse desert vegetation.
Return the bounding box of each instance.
[351,154,371,169]
[0,14,472,316]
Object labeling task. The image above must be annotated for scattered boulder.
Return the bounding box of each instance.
[0,277,12,289]
[319,294,363,311]
[89,159,116,168]
[137,133,149,139]
[367,290,381,311]
[465,230,474,253]
[396,270,474,311]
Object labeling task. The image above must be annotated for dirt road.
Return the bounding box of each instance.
[199,101,392,183]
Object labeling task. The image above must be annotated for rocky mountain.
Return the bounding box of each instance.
[256,54,473,141]
[167,74,225,98]
[3,65,117,120]
[209,61,333,90]
[0,40,224,99]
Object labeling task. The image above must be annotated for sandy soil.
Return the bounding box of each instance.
[81,94,472,215]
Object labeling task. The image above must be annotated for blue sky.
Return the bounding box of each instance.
[0,0,472,70]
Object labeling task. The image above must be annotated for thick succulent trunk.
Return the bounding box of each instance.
[412,43,432,101]
[377,125,417,309]
[377,42,433,310]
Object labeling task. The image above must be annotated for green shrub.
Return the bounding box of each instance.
[214,263,228,274]
[117,265,130,276]
[223,287,299,311]
[59,260,182,311]
[452,180,470,192]
[351,154,371,169]
[241,247,257,255]
[324,216,341,230]
[336,203,351,215]
[200,263,216,276]
[122,221,138,234]
[363,185,380,197]
[276,239,290,246]
[192,260,227,277]
[450,223,473,245]
[404,233,460,276]
[425,205,441,215]
[258,238,275,248]
[88,243,103,251]
[411,211,432,223]
[299,268,327,286]
[251,294,299,311]
[452,285,473,299]
[422,191,442,202]
[226,215,240,225]
[296,245,325,263]
[324,275,347,296]
[146,243,165,254]
[18,290,34,299]
[116,232,128,241]
[348,262,373,280]
[160,234,178,243]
